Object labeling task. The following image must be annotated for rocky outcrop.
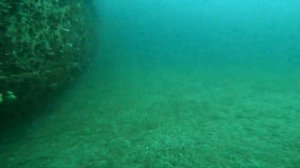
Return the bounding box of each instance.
[0,0,97,125]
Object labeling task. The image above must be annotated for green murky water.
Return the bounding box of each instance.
[1,0,300,167]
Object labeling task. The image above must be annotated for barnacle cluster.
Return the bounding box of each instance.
[0,0,96,111]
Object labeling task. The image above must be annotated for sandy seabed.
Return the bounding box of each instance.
[1,63,300,168]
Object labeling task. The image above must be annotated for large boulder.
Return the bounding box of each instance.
[0,0,97,126]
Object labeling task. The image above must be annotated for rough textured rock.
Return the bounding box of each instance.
[0,0,97,125]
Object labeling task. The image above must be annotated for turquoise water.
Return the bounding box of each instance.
[2,0,300,167]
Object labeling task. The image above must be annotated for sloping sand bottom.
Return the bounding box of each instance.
[1,64,300,168]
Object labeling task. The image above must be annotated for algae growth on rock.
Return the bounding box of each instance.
[0,0,98,126]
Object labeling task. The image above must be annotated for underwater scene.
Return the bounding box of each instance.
[1,0,300,167]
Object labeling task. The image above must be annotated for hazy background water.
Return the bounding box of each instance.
[95,0,300,74]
